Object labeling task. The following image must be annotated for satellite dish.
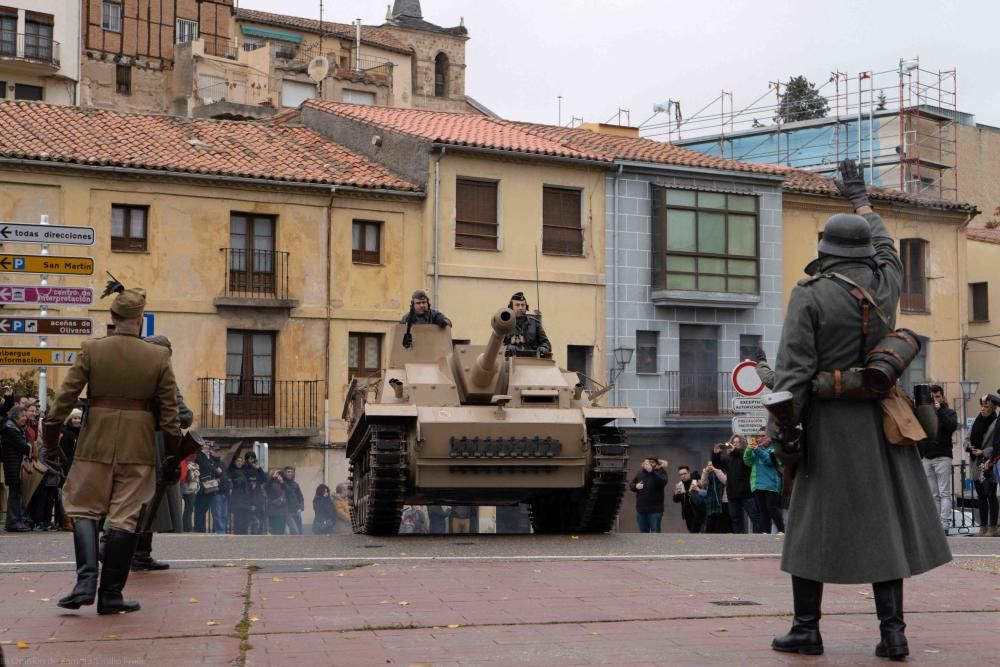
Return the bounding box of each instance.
[307,55,330,83]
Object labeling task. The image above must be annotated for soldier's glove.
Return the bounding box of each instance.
[835,158,871,210]
[162,455,182,485]
[162,432,183,459]
[751,347,767,364]
[41,421,65,475]
[402,332,413,349]
[437,321,448,328]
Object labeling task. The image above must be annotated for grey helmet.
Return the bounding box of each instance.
[817,213,875,258]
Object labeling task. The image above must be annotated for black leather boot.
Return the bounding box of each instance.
[874,579,908,660]
[131,532,169,571]
[97,529,142,615]
[772,576,824,655]
[57,518,99,609]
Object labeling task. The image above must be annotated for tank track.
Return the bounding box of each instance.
[348,425,408,535]
[529,426,629,534]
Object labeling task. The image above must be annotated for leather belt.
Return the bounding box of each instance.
[89,397,153,412]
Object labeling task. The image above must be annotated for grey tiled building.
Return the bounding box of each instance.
[604,164,786,464]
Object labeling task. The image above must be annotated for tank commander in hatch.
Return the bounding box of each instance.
[503,291,551,356]
[400,289,451,348]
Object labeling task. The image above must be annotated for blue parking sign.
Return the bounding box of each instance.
[11,319,23,333]
[13,258,25,271]
[141,313,154,337]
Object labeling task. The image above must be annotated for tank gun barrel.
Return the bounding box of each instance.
[472,308,515,387]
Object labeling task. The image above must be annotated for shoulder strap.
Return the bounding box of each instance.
[825,272,891,328]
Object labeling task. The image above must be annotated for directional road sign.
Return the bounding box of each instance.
[0,347,80,367]
[0,222,95,246]
[732,415,768,436]
[0,254,94,275]
[0,285,94,305]
[0,317,92,336]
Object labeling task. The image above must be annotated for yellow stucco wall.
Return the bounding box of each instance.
[966,238,1000,414]
[430,152,608,379]
[782,194,972,401]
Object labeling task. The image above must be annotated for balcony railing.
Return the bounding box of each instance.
[663,371,737,416]
[0,31,60,67]
[198,377,320,431]
[221,248,290,300]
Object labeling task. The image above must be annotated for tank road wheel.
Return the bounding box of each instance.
[348,426,408,535]
[529,427,629,534]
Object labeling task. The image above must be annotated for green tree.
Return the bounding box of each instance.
[775,75,829,123]
[0,369,56,401]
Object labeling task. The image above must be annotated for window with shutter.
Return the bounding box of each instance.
[542,186,583,255]
[110,205,148,252]
[900,238,928,312]
[348,333,382,379]
[455,178,498,250]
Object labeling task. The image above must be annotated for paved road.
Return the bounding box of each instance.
[1,533,998,666]
[2,532,999,571]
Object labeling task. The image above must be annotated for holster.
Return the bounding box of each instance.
[42,420,66,474]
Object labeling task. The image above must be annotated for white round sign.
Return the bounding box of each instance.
[732,360,765,397]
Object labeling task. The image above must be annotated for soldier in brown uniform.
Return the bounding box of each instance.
[43,288,181,615]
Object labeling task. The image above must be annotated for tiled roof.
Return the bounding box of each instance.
[303,100,611,162]
[0,101,420,192]
[967,227,1000,244]
[236,8,413,55]
[515,123,977,213]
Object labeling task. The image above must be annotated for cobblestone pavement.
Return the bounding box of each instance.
[0,534,998,666]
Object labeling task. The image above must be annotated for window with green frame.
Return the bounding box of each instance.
[650,186,759,294]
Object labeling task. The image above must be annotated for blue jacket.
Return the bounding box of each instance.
[743,444,781,494]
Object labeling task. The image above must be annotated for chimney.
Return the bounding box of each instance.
[579,122,639,138]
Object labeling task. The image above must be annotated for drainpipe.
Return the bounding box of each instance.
[612,164,623,406]
[433,147,447,305]
[323,185,338,487]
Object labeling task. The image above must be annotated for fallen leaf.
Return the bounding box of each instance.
[447,624,460,629]
[570,535,579,540]
[923,649,941,654]
[39,598,50,602]
[399,601,411,606]
[224,562,237,567]
[249,616,260,622]
[344,636,356,640]
[732,557,745,561]
[400,552,407,556]
[104,634,121,640]
[377,572,387,577]
[717,628,729,632]
[271,577,283,583]
[206,621,219,627]
[27,589,35,593]
[676,539,685,545]
[17,641,29,649]
[337,573,346,577]
[189,598,199,604]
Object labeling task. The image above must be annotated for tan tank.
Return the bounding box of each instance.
[343,307,635,535]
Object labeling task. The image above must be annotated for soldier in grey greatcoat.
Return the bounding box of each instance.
[131,335,195,571]
[769,160,950,659]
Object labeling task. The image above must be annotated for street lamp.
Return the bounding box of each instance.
[959,380,980,439]
[611,345,634,384]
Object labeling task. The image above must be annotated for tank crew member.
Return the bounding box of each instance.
[45,283,181,615]
[769,160,950,658]
[503,292,551,355]
[400,289,451,327]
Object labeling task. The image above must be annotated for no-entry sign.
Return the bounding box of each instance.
[732,360,765,397]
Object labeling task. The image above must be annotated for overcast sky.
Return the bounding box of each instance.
[239,0,999,131]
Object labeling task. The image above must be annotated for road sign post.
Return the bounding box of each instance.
[0,222,95,245]
[0,285,94,305]
[0,253,94,276]
[0,317,93,336]
[0,347,81,367]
